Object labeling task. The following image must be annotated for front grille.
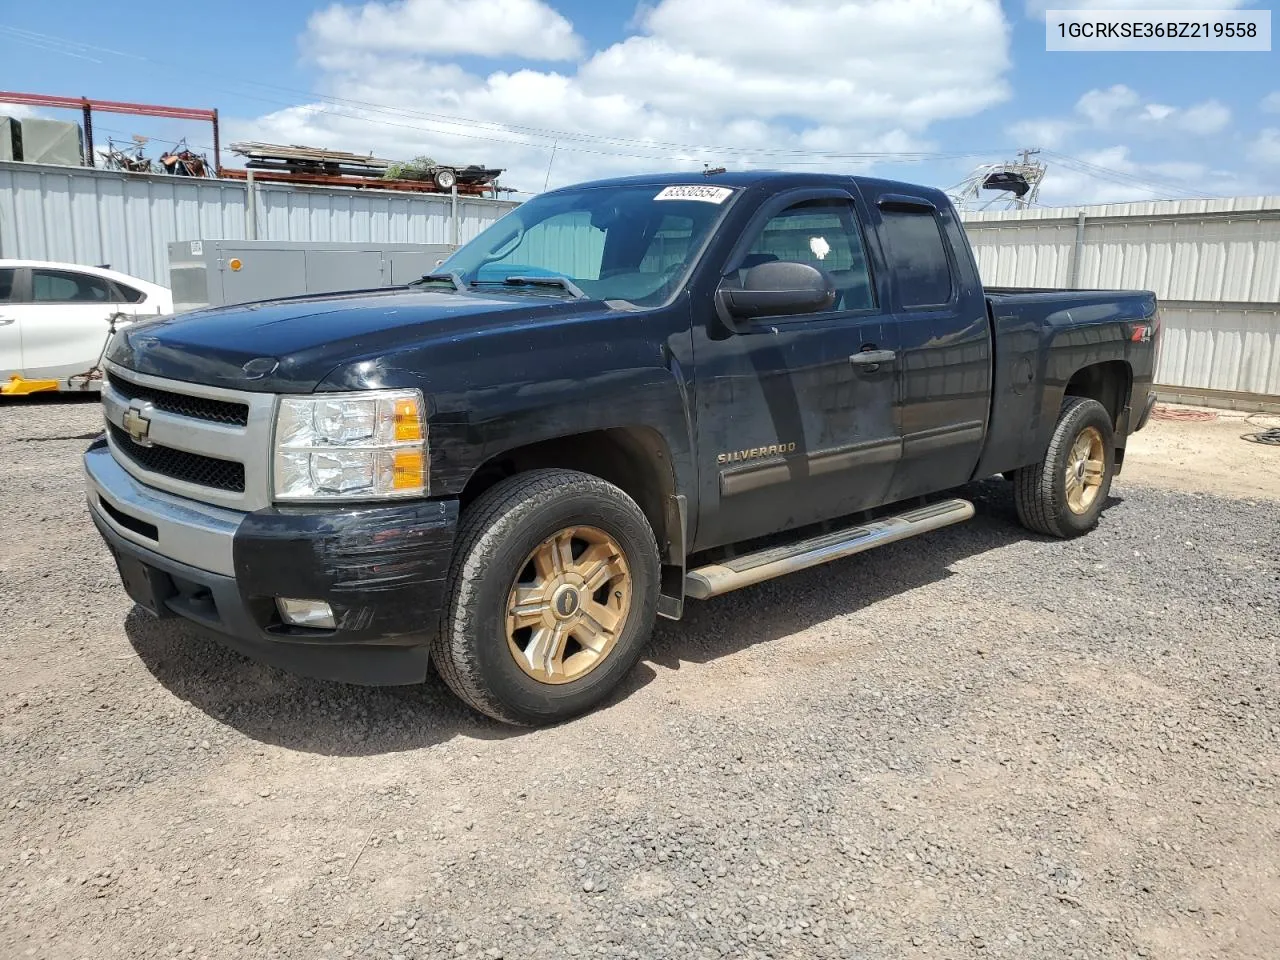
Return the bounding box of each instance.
[108,423,246,493]
[105,371,249,426]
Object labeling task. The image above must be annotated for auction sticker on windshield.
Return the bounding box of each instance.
[654,185,734,203]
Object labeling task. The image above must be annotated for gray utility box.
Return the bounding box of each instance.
[18,117,83,165]
[168,240,458,312]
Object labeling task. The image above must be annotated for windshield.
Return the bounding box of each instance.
[438,183,738,306]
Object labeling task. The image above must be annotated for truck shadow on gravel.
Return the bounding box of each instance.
[623,478,1123,691]
[124,478,1122,756]
[124,615,523,755]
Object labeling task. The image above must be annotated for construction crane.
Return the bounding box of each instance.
[949,149,1046,213]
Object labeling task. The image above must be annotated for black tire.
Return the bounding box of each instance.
[433,469,660,725]
[433,168,457,190]
[1012,396,1116,538]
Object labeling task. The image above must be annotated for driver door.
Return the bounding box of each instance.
[691,189,902,550]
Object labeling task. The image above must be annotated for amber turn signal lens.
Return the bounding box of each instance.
[393,397,423,441]
[391,450,425,490]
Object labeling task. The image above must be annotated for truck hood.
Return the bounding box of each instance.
[105,287,602,392]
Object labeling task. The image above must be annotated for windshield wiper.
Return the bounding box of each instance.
[499,275,587,300]
[411,271,467,293]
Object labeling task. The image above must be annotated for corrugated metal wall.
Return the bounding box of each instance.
[0,160,517,287]
[1154,302,1280,399]
[963,197,1280,403]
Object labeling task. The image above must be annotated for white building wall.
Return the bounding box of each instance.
[963,197,1280,403]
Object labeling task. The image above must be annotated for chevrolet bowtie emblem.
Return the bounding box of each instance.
[122,401,154,447]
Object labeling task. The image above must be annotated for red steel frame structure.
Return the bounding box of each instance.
[0,92,220,174]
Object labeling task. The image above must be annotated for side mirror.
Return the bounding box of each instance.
[716,261,835,321]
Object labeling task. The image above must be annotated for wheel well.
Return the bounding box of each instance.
[459,428,676,551]
[1064,360,1131,427]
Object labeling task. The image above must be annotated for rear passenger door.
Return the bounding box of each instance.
[869,194,992,501]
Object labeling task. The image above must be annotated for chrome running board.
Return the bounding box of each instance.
[684,498,974,600]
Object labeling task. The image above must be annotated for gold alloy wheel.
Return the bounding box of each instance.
[505,526,633,684]
[1065,425,1106,515]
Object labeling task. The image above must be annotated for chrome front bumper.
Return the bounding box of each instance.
[84,440,243,577]
[85,435,454,686]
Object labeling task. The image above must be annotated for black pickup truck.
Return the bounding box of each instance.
[85,171,1160,725]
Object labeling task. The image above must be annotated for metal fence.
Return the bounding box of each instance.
[963,196,1280,408]
[0,160,518,287]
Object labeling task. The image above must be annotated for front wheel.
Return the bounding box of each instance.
[1012,396,1116,538]
[433,469,660,725]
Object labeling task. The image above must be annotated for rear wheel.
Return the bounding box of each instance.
[433,469,659,725]
[433,168,457,190]
[1012,396,1115,538]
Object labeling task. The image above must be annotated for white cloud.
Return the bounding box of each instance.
[1030,145,1265,206]
[306,0,583,61]
[1073,85,1229,136]
[0,104,44,120]
[1075,85,1142,126]
[1025,0,1246,16]
[1176,101,1231,135]
[1006,117,1078,149]
[1036,147,1196,205]
[1249,129,1280,165]
[1006,86,1231,161]
[234,0,1013,193]
[1262,92,1280,114]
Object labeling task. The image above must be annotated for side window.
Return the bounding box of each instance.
[0,268,15,302]
[741,199,875,311]
[878,208,954,308]
[30,269,115,304]
[113,282,146,304]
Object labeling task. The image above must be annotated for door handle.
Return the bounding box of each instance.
[849,349,895,366]
[0,317,15,326]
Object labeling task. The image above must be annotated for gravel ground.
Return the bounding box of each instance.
[2,397,1279,960]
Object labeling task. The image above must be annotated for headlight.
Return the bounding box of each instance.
[272,390,428,501]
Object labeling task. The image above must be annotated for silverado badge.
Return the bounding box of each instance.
[717,442,796,465]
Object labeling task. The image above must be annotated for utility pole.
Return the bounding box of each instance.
[543,141,558,193]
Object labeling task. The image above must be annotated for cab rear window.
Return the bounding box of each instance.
[879,209,954,308]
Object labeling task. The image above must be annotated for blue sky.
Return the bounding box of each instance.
[1,0,1277,206]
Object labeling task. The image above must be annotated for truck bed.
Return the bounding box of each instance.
[976,286,1159,479]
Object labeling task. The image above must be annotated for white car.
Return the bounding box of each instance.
[0,260,173,392]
